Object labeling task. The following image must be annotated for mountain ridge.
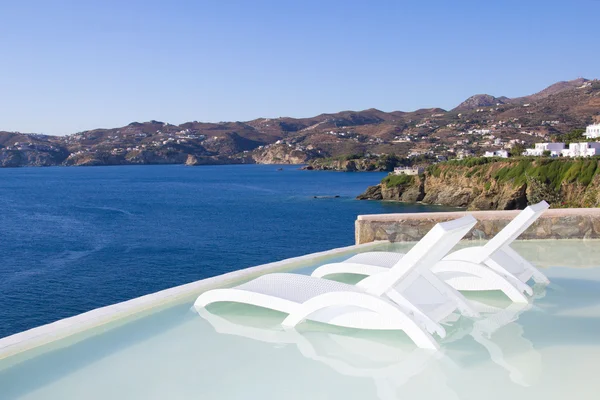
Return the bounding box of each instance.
[452,78,590,111]
[1,77,599,167]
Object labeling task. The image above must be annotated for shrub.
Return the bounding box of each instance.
[431,158,600,191]
[562,128,586,144]
[382,174,414,187]
[427,164,441,177]
[509,144,526,157]
[579,160,597,186]
[338,153,364,161]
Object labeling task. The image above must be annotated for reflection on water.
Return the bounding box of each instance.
[447,299,540,387]
[386,239,600,270]
[512,240,600,269]
[197,286,544,398]
[197,306,454,400]
[2,241,600,399]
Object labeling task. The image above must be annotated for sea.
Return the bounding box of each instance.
[0,164,451,338]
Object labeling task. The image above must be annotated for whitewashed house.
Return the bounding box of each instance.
[524,143,565,157]
[484,150,509,158]
[561,142,600,157]
[584,123,600,139]
[393,166,424,176]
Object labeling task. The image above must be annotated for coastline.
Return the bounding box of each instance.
[357,158,600,210]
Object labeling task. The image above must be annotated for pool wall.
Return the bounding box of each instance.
[356,208,600,244]
[0,241,384,361]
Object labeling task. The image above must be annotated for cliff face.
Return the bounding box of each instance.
[185,154,252,166]
[357,175,425,202]
[306,156,401,172]
[63,150,190,166]
[357,159,600,210]
[419,168,528,209]
[0,149,69,167]
[252,144,317,164]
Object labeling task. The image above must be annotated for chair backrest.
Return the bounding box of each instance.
[359,215,477,296]
[479,201,549,261]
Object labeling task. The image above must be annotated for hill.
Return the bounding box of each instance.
[1,78,599,167]
[453,94,506,111]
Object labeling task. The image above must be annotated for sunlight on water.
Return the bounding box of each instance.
[2,240,600,399]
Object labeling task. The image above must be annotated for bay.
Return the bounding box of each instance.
[0,164,451,337]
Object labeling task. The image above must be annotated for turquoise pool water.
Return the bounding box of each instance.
[1,240,600,400]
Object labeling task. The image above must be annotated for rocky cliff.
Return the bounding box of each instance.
[357,174,425,202]
[305,158,384,171]
[305,155,426,172]
[185,154,252,166]
[0,149,69,167]
[357,158,600,210]
[251,144,317,164]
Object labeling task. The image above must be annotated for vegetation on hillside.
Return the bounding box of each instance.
[559,128,586,143]
[428,157,599,189]
[509,143,526,157]
[427,156,500,177]
[382,174,415,187]
[363,156,600,209]
[491,158,598,188]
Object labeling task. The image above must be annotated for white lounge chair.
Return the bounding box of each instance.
[312,201,550,303]
[194,216,479,350]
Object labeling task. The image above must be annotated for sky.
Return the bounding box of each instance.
[1,0,599,135]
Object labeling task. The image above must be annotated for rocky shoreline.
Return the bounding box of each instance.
[356,158,600,210]
[0,143,309,168]
[304,159,390,172]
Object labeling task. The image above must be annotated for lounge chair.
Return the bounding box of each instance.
[194,216,479,350]
[311,201,550,303]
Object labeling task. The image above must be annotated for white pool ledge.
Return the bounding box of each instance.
[0,241,385,361]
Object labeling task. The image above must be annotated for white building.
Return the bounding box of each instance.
[483,150,509,158]
[584,123,600,139]
[524,143,565,157]
[561,142,600,157]
[393,166,424,176]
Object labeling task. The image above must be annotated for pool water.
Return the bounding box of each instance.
[2,240,600,400]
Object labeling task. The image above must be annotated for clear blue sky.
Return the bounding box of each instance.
[1,0,598,135]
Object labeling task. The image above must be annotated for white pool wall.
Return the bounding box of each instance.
[0,241,386,361]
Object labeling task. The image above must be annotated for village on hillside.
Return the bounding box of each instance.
[0,78,599,167]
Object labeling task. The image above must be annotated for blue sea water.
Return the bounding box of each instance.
[0,164,451,338]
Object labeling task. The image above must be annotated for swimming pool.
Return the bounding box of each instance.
[1,240,600,399]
